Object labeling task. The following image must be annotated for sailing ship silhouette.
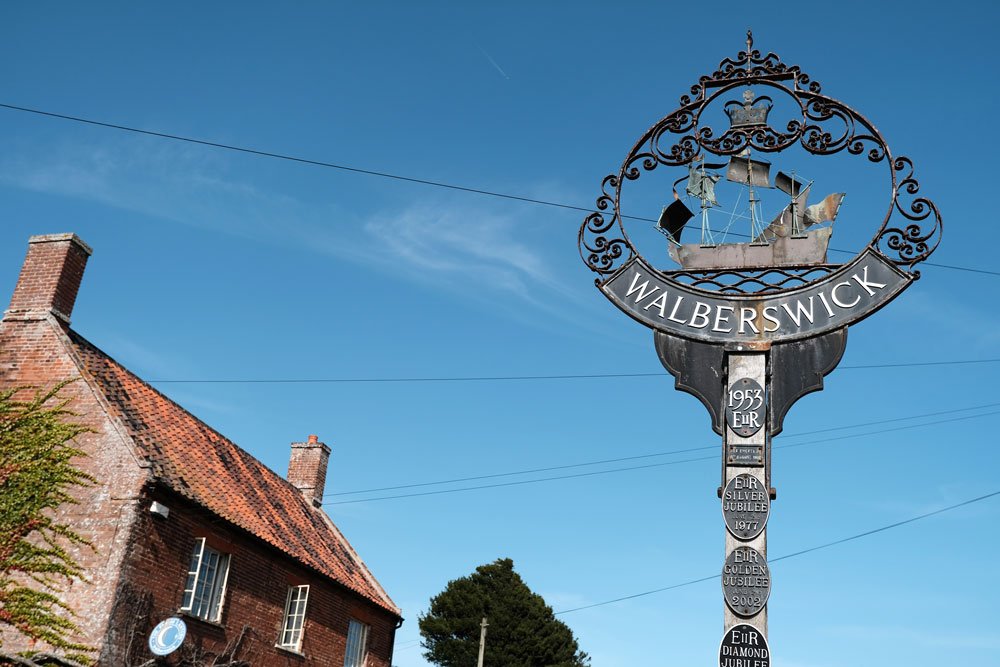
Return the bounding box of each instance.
[657,90,845,270]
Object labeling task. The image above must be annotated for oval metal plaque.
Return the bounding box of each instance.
[148,617,186,656]
[726,377,765,438]
[722,473,769,540]
[719,623,770,667]
[722,546,771,617]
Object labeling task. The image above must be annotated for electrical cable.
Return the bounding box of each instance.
[554,488,1000,614]
[324,408,1000,505]
[2,102,994,277]
[330,401,1000,496]
[145,357,1000,384]
[0,103,601,216]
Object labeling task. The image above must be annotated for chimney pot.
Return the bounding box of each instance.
[288,435,331,507]
[5,233,92,324]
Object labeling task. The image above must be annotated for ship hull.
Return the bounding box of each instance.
[669,227,832,270]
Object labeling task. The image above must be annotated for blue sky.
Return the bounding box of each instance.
[2,2,998,665]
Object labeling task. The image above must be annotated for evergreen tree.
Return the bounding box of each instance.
[0,384,94,664]
[419,558,589,667]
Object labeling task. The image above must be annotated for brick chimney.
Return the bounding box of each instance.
[5,234,92,324]
[288,435,331,508]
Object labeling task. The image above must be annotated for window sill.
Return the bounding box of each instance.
[275,645,305,659]
[178,610,226,630]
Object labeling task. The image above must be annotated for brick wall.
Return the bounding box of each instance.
[5,234,92,323]
[288,435,331,507]
[0,235,400,665]
[107,486,398,667]
[0,316,150,657]
[0,316,399,666]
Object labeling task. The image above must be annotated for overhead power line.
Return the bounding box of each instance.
[331,401,1000,496]
[0,102,597,214]
[324,407,1000,505]
[554,487,1000,614]
[145,357,1000,384]
[2,101,995,278]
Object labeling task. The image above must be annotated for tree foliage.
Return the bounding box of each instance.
[0,384,94,663]
[419,558,589,667]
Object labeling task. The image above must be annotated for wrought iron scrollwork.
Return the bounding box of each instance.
[578,174,631,275]
[703,49,820,94]
[876,156,942,273]
[578,34,940,291]
[667,266,838,294]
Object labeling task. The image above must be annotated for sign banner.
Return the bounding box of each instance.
[600,250,911,344]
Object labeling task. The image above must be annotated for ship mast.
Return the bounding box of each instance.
[743,31,765,243]
[700,158,715,245]
[742,93,766,243]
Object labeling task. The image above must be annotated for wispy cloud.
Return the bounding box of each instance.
[362,203,553,299]
[0,137,331,244]
[0,136,620,334]
[474,43,511,80]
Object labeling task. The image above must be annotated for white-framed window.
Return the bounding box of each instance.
[180,537,231,622]
[343,619,369,667]
[277,584,310,651]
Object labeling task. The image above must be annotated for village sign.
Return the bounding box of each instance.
[577,32,941,665]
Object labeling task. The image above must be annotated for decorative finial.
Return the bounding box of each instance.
[746,29,753,55]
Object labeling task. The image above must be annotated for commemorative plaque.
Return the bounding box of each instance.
[726,378,764,438]
[722,546,770,617]
[726,377,764,466]
[722,474,769,540]
[719,624,770,667]
[727,442,763,467]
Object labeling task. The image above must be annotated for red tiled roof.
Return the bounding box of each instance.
[65,329,400,617]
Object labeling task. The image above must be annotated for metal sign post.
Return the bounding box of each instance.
[722,352,768,641]
[580,32,941,664]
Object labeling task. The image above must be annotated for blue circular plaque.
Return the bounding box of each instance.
[148,617,187,656]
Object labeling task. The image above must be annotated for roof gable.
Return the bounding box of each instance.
[65,329,399,617]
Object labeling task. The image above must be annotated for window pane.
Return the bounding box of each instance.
[344,620,368,667]
[192,550,219,618]
[207,553,230,621]
[180,540,230,622]
[181,538,206,611]
[279,585,309,650]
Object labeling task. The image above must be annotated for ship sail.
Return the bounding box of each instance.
[657,199,693,244]
[687,166,721,206]
[726,155,772,189]
[657,160,725,245]
[805,193,845,226]
[754,171,845,243]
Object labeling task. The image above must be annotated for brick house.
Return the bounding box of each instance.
[0,234,402,666]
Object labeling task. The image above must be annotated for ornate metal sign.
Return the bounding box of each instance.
[577,31,941,662]
[722,473,769,540]
[722,546,770,617]
[601,250,910,344]
[578,36,941,339]
[719,624,770,667]
[726,378,765,437]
